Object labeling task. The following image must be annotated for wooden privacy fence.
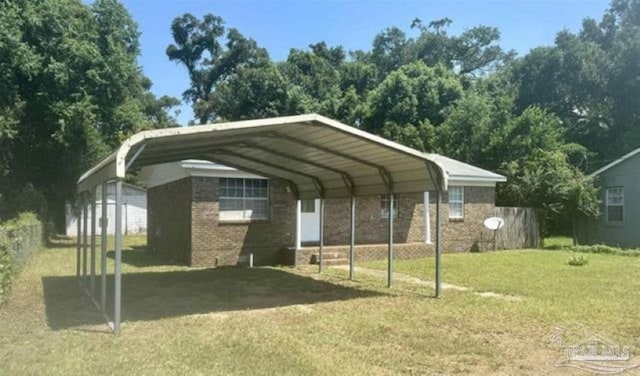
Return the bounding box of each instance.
[493,207,540,249]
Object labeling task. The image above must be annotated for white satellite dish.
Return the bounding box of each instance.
[484,217,505,231]
[484,217,504,251]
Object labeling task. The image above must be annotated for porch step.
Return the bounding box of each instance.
[319,258,349,266]
[310,252,348,265]
[320,252,347,259]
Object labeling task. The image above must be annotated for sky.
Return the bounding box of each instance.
[120,0,611,125]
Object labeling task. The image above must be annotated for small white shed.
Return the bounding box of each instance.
[65,182,147,236]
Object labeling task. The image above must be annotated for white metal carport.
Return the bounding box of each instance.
[75,114,448,334]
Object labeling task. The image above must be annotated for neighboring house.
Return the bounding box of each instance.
[577,147,640,247]
[66,182,147,236]
[140,158,506,267]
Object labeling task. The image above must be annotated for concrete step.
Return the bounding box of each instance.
[320,252,347,259]
[310,253,348,264]
[318,258,349,266]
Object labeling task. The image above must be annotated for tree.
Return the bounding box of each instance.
[509,0,640,166]
[278,44,344,117]
[167,14,269,124]
[212,64,292,121]
[0,0,178,228]
[495,107,599,236]
[364,62,464,137]
[370,18,512,76]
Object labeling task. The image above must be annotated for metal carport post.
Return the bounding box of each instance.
[113,180,122,333]
[427,163,443,298]
[74,179,124,334]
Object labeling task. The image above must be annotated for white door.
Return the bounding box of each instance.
[301,199,320,242]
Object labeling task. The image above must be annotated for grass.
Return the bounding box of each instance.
[543,236,574,248]
[362,250,640,342]
[1,238,640,375]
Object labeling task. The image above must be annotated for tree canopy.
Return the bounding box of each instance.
[0,0,179,228]
[167,7,633,235]
[4,0,639,238]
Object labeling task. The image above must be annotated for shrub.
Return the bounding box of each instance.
[545,243,640,257]
[0,242,14,302]
[0,212,43,304]
[567,255,589,266]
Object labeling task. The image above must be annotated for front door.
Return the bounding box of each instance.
[301,199,320,243]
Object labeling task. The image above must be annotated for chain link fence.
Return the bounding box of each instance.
[0,213,43,303]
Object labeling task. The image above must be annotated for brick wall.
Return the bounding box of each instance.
[320,187,496,253]
[293,243,434,265]
[190,177,296,267]
[437,186,496,252]
[149,177,496,267]
[322,194,426,245]
[147,178,192,264]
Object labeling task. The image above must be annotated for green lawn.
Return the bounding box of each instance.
[1,239,639,375]
[543,236,574,248]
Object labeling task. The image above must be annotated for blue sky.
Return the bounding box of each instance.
[121,0,611,125]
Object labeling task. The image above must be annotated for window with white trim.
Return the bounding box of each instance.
[606,187,624,223]
[448,186,464,219]
[380,194,398,218]
[219,178,268,221]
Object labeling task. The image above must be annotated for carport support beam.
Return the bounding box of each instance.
[82,192,88,286]
[435,189,442,298]
[295,200,301,253]
[101,181,107,311]
[114,180,123,334]
[349,196,355,280]
[76,199,81,279]
[387,193,394,288]
[318,198,325,273]
[90,187,97,297]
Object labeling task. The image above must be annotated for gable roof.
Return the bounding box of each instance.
[590,147,640,177]
[149,156,506,186]
[429,155,506,183]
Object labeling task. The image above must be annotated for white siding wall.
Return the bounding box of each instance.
[65,184,147,236]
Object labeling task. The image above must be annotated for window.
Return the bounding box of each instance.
[219,178,268,221]
[380,195,398,218]
[606,187,624,223]
[301,199,315,213]
[449,186,464,219]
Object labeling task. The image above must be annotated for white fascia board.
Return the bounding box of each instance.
[448,179,497,188]
[590,147,640,177]
[180,160,236,170]
[189,169,266,179]
[448,175,507,183]
[139,162,190,188]
[180,160,265,179]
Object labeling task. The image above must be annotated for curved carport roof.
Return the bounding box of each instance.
[77,114,447,197]
[75,113,450,334]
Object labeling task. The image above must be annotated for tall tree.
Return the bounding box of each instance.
[0,0,178,228]
[364,61,464,145]
[167,14,269,124]
[510,0,640,166]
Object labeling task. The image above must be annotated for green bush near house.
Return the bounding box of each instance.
[567,255,588,266]
[0,212,43,304]
[545,239,640,257]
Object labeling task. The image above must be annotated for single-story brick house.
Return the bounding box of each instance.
[140,157,506,267]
